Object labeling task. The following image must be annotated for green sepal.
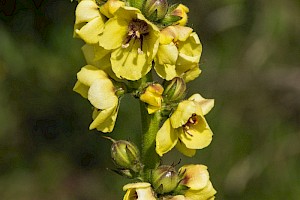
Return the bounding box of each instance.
[127,0,145,11]
[160,15,182,26]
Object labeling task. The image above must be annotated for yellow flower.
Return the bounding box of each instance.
[154,25,202,82]
[170,4,189,26]
[156,94,214,157]
[100,0,125,18]
[163,195,185,200]
[123,182,156,200]
[74,0,106,44]
[81,44,123,81]
[98,6,160,80]
[140,83,164,114]
[73,65,119,133]
[178,165,216,200]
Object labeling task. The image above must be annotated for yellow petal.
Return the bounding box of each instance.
[123,182,151,191]
[77,65,108,87]
[188,94,214,115]
[175,139,196,157]
[82,44,110,64]
[98,17,128,50]
[178,117,213,149]
[182,65,202,82]
[73,81,89,98]
[175,26,193,41]
[123,182,156,200]
[170,100,198,128]
[89,106,118,132]
[88,79,117,109]
[75,0,100,24]
[156,44,178,65]
[177,32,202,65]
[159,26,176,44]
[179,165,209,190]
[75,17,105,44]
[147,105,160,114]
[156,119,178,156]
[185,181,216,200]
[154,63,177,81]
[165,195,186,200]
[111,41,151,80]
[100,0,125,18]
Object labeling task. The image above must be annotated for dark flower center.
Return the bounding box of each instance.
[122,19,150,54]
[183,113,198,136]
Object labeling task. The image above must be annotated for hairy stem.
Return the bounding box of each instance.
[140,102,162,170]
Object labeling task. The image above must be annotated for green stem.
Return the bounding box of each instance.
[140,102,162,170]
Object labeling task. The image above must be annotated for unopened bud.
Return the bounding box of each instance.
[169,4,189,26]
[140,83,164,107]
[163,77,186,102]
[151,165,179,194]
[143,0,168,21]
[160,3,189,26]
[108,138,141,172]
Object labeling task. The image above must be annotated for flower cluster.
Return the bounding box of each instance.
[72,0,216,199]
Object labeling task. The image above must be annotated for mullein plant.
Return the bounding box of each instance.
[73,0,216,199]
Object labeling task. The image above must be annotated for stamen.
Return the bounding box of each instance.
[138,48,143,54]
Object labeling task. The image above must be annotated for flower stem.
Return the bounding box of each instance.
[140,102,162,170]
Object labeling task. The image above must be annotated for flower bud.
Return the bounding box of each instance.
[151,165,179,194]
[169,4,189,26]
[160,4,189,26]
[163,77,186,102]
[110,139,141,172]
[140,83,164,107]
[143,0,168,21]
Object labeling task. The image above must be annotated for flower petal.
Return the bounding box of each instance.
[177,33,202,65]
[88,79,117,109]
[182,65,202,82]
[156,119,178,156]
[89,106,118,132]
[156,44,178,65]
[188,94,214,115]
[175,139,196,157]
[75,17,105,44]
[184,181,216,200]
[77,65,108,87]
[179,165,209,190]
[111,41,151,80]
[170,100,198,128]
[98,17,128,50]
[178,116,213,149]
[73,81,89,98]
[154,63,177,81]
[75,0,100,24]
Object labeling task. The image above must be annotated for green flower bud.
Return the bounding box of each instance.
[109,138,141,172]
[163,77,186,102]
[143,0,168,21]
[151,165,179,194]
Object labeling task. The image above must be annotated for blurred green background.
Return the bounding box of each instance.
[0,0,299,199]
